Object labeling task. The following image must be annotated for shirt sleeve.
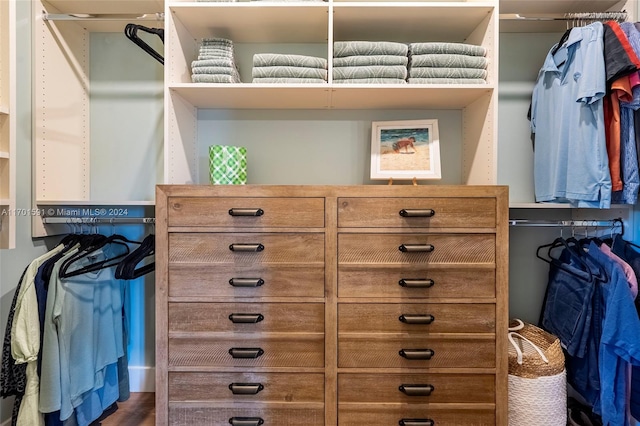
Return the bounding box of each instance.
[577,23,606,105]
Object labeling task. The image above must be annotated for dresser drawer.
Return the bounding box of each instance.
[338,336,495,368]
[338,373,495,404]
[169,372,324,403]
[338,267,495,298]
[169,406,325,426]
[168,197,325,228]
[170,303,324,333]
[338,303,495,334]
[169,335,324,367]
[338,234,495,265]
[338,405,495,426]
[169,232,325,297]
[337,197,496,228]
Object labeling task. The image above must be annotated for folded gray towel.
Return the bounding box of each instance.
[201,38,233,46]
[333,78,407,84]
[333,41,408,58]
[192,74,241,83]
[409,42,486,57]
[191,66,239,76]
[410,53,488,69]
[253,53,327,69]
[198,54,236,61]
[191,58,236,68]
[409,67,487,79]
[252,66,327,79]
[252,77,327,83]
[333,55,408,67]
[408,77,487,84]
[333,65,407,80]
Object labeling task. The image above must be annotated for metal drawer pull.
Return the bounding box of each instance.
[399,279,434,288]
[229,313,264,323]
[399,349,435,360]
[399,314,435,324]
[228,417,264,426]
[399,419,434,426]
[229,383,264,395]
[229,348,265,359]
[398,244,434,253]
[399,384,435,396]
[229,243,264,252]
[399,209,435,218]
[229,278,265,287]
[229,208,264,217]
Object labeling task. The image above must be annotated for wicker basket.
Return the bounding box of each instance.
[507,319,567,426]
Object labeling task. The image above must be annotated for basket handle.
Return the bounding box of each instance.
[508,318,525,331]
[508,331,549,365]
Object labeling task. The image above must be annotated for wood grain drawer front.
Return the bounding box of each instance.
[170,303,324,333]
[338,234,495,265]
[169,233,324,298]
[338,303,495,334]
[169,372,324,403]
[337,197,496,228]
[338,373,495,404]
[338,336,495,368]
[338,406,495,426]
[168,196,325,227]
[339,268,495,298]
[169,406,324,426]
[169,335,324,367]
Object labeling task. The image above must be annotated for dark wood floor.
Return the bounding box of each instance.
[90,392,155,426]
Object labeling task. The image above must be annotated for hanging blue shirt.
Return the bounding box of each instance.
[531,22,611,208]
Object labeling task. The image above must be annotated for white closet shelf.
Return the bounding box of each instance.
[36,200,156,206]
[510,202,633,210]
[0,105,8,115]
[500,0,622,15]
[42,0,164,15]
[170,3,494,42]
[170,84,493,109]
[0,151,9,159]
[0,198,9,206]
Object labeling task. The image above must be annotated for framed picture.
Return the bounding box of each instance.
[370,119,441,180]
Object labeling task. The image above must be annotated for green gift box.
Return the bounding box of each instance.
[209,145,247,185]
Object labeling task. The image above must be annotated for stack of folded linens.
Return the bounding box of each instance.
[407,42,488,84]
[251,53,328,83]
[332,41,408,84]
[191,37,241,83]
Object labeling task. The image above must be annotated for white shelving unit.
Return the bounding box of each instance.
[32,0,164,237]
[1,0,16,248]
[166,0,499,187]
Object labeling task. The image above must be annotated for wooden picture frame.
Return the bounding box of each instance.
[370,119,441,181]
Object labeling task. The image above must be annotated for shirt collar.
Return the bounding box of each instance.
[540,27,585,73]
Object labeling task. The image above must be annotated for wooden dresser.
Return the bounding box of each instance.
[155,185,509,426]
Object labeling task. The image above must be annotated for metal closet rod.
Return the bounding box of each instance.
[500,11,628,22]
[42,12,164,22]
[42,217,155,224]
[509,218,623,228]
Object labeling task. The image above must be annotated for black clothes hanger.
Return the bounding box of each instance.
[58,234,141,279]
[115,234,155,279]
[536,237,595,283]
[551,28,572,56]
[124,23,164,65]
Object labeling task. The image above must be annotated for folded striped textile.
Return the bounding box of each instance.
[409,53,488,69]
[333,41,408,58]
[201,38,233,46]
[191,66,239,76]
[409,42,486,57]
[333,55,408,67]
[252,66,327,80]
[333,65,407,80]
[408,77,487,84]
[253,53,327,69]
[191,58,236,68]
[252,77,327,83]
[198,54,236,60]
[333,78,407,84]
[192,74,241,83]
[408,67,487,79]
